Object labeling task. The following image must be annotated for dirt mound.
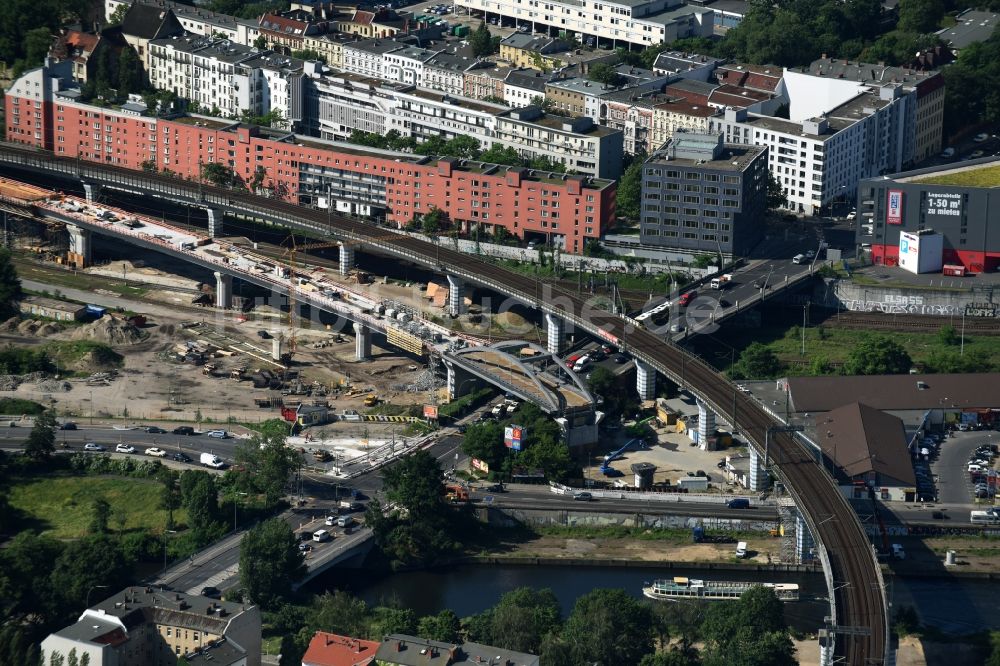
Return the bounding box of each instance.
[67,351,120,374]
[15,319,63,337]
[70,317,146,345]
[0,317,20,332]
[495,311,528,330]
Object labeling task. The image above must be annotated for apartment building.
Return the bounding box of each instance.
[304,72,398,139]
[7,61,616,254]
[148,36,303,124]
[383,44,437,86]
[639,131,767,258]
[341,38,409,79]
[495,106,624,178]
[504,68,549,107]
[39,586,261,666]
[545,65,670,119]
[651,99,717,149]
[425,50,476,96]
[107,0,259,47]
[652,51,724,80]
[258,12,324,52]
[463,64,510,101]
[456,0,713,49]
[386,85,506,146]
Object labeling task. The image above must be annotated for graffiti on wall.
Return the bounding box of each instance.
[842,299,965,315]
[965,302,999,318]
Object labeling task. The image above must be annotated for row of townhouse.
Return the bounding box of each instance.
[456,0,714,49]
[300,69,625,178]
[6,61,617,255]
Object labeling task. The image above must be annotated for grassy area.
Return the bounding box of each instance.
[7,475,185,539]
[910,163,1000,188]
[43,340,124,369]
[712,321,1000,376]
[12,255,148,298]
[0,397,45,415]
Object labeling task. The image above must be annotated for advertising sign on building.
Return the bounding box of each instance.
[472,458,490,474]
[504,425,524,451]
[423,404,439,420]
[887,190,903,225]
[925,192,962,219]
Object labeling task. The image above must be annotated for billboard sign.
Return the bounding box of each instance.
[887,190,903,225]
[898,231,919,273]
[504,425,524,451]
[925,192,962,218]
[423,404,439,420]
[472,458,490,474]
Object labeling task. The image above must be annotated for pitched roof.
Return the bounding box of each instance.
[303,632,379,666]
[815,402,916,485]
[121,5,181,40]
[787,373,1000,413]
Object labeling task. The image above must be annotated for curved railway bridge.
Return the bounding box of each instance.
[0,144,889,664]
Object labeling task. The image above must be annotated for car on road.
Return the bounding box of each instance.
[846,211,857,220]
[172,426,196,435]
[718,298,731,308]
[171,452,192,463]
[84,442,105,452]
[573,491,593,501]
[941,147,955,158]
[299,531,312,541]
[974,133,990,142]
[144,447,167,457]
[59,421,77,430]
[206,430,229,439]
[200,586,221,599]
[298,543,313,552]
[670,323,685,333]
[678,291,697,307]
[805,249,815,259]
[614,354,628,363]
[115,443,136,454]
[145,426,167,434]
[601,344,614,354]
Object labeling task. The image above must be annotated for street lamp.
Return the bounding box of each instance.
[162,529,177,573]
[233,491,248,532]
[85,584,109,609]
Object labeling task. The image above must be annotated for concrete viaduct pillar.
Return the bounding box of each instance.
[635,360,655,401]
[271,335,284,361]
[447,275,465,316]
[82,181,100,202]
[795,512,816,563]
[339,242,355,277]
[445,362,479,402]
[544,312,564,355]
[206,207,223,238]
[748,447,768,491]
[697,399,717,451]
[214,271,232,309]
[353,322,371,361]
[66,224,92,267]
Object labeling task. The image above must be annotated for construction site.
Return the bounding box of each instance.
[0,178,549,432]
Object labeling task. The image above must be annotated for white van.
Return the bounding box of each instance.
[573,356,591,373]
[337,516,356,529]
[736,541,748,558]
[792,254,807,265]
[312,529,331,543]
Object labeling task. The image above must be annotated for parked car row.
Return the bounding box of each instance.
[969,445,997,499]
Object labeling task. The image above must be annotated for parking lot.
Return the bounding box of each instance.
[929,427,999,505]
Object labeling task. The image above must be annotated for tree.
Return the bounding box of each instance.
[560,588,654,665]
[117,48,145,99]
[382,449,445,520]
[519,434,573,482]
[369,606,417,639]
[470,22,494,58]
[842,334,912,375]
[442,135,482,159]
[89,498,111,534]
[639,652,694,666]
[701,586,795,666]
[479,144,525,167]
[233,420,298,507]
[159,469,181,530]
[308,590,369,638]
[588,366,636,419]
[897,0,945,34]
[0,249,24,319]
[936,325,959,346]
[588,62,622,87]
[253,35,268,49]
[421,207,445,234]
[239,518,306,609]
[108,4,128,25]
[50,534,132,612]
[417,609,461,643]
[24,408,56,460]
[24,27,52,68]
[616,158,643,221]
[201,162,241,189]
[461,421,506,473]
[488,587,562,654]
[766,171,787,210]
[179,470,221,542]
[733,342,782,379]
[291,48,325,63]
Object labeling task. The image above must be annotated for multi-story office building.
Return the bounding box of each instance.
[456,0,713,49]
[7,61,616,254]
[495,106,624,178]
[305,73,400,139]
[148,36,303,125]
[40,586,261,666]
[639,131,767,259]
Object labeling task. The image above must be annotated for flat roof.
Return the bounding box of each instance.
[397,86,507,114]
[805,56,940,86]
[936,10,999,48]
[642,4,713,25]
[787,373,1000,413]
[172,115,235,130]
[647,142,764,171]
[902,160,1000,187]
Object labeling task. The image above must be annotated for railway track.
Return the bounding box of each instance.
[826,311,1000,335]
[0,143,888,663]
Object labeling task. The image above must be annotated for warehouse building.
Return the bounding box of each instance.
[857,158,1000,273]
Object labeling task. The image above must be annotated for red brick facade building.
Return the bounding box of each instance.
[6,62,615,254]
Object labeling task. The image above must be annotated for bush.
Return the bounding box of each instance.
[67,453,164,479]
[0,398,46,415]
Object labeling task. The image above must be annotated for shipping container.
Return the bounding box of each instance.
[942,264,966,277]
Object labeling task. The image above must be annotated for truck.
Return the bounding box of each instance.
[445,484,469,503]
[200,452,225,469]
[363,393,378,407]
[339,500,362,512]
[710,274,733,290]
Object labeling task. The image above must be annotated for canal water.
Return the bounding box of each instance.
[318,564,829,632]
[319,563,1000,635]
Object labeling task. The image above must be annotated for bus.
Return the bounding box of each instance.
[970,510,1000,524]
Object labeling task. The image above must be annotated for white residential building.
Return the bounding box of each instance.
[306,73,399,140]
[341,38,407,79]
[148,35,302,125]
[386,85,505,146]
[455,0,713,49]
[494,107,624,178]
[425,51,477,96]
[383,44,437,87]
[107,0,260,46]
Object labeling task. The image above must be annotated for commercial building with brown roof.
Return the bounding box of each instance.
[815,402,916,489]
[786,374,1000,414]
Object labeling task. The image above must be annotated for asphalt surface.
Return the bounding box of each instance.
[932,430,998,505]
[0,426,244,463]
